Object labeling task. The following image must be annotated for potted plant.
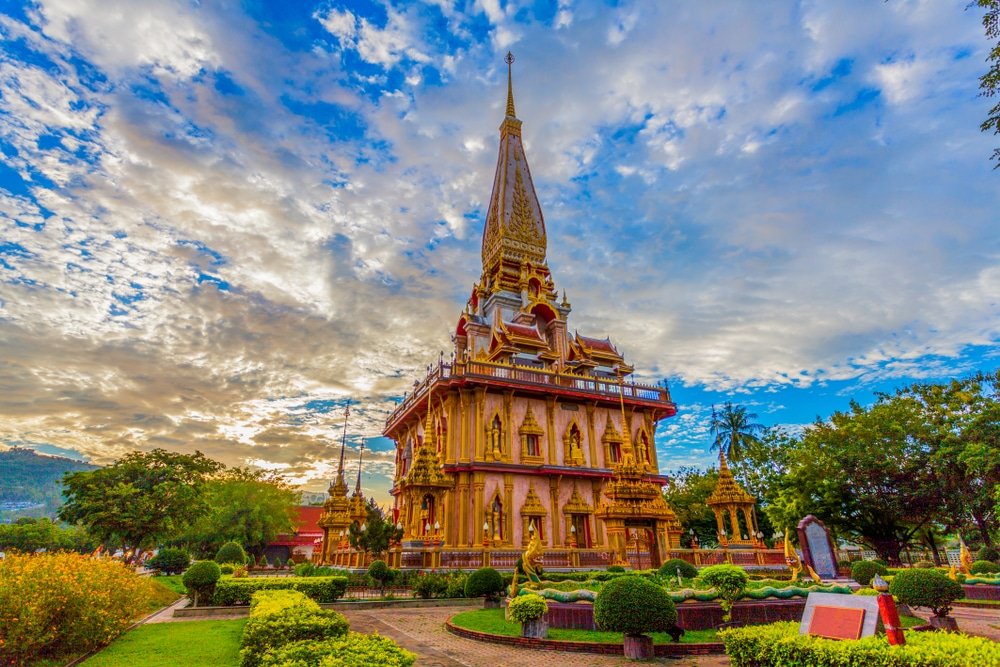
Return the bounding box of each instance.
[698,564,749,625]
[508,593,549,639]
[464,567,505,608]
[889,568,964,631]
[593,575,678,659]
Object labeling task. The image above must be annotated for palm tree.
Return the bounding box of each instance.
[709,402,765,463]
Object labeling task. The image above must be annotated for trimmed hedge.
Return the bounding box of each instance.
[593,575,677,636]
[720,620,1000,666]
[258,634,416,667]
[851,560,888,586]
[216,541,248,565]
[659,558,698,580]
[214,576,348,605]
[240,590,348,667]
[465,567,504,599]
[146,548,190,575]
[971,559,1000,575]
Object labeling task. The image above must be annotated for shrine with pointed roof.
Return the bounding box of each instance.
[336,55,688,570]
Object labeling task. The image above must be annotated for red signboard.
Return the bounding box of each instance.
[808,605,865,640]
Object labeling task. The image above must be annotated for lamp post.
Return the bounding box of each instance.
[483,521,490,548]
[569,523,577,549]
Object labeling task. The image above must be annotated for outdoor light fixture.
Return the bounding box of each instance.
[360,523,367,532]
[570,525,576,533]
[434,521,440,531]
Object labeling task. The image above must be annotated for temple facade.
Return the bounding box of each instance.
[383,55,684,570]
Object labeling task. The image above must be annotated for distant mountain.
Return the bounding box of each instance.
[0,448,97,521]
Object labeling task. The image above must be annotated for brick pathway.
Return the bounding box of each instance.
[337,606,731,667]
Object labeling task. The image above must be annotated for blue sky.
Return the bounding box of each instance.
[0,1,998,503]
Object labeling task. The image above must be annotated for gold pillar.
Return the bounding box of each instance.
[644,411,660,472]
[503,391,514,463]
[474,387,486,461]
[460,390,472,463]
[457,474,468,547]
[473,472,485,545]
[546,396,557,464]
[548,477,561,546]
[503,473,514,546]
[591,479,605,546]
[586,403,598,467]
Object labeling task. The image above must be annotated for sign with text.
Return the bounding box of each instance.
[797,515,838,579]
[800,592,881,640]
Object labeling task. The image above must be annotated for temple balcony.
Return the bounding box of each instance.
[385,359,674,433]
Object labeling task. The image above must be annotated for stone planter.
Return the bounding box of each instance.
[521,618,548,639]
[623,634,654,660]
[929,615,959,632]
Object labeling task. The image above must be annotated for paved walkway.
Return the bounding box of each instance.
[911,605,1000,641]
[337,606,731,667]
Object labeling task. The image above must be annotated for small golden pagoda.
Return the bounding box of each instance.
[706,450,762,547]
[318,405,368,563]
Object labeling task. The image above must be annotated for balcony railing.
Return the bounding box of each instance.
[386,360,672,428]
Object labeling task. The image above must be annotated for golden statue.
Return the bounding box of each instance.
[522,525,545,584]
[784,531,803,581]
[959,536,974,576]
[948,564,958,581]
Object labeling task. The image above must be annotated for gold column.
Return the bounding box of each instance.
[503,474,513,546]
[586,403,598,467]
[474,387,486,461]
[546,396,557,464]
[460,390,471,463]
[502,391,513,463]
[548,477,561,547]
[644,411,660,472]
[473,472,485,545]
[445,392,457,465]
[591,480,605,547]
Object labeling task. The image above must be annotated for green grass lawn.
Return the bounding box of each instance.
[150,574,187,597]
[450,609,928,644]
[450,608,719,643]
[81,619,246,667]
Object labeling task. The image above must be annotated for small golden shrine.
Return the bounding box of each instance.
[318,405,368,563]
[706,450,762,547]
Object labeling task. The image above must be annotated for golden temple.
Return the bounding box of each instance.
[374,54,684,570]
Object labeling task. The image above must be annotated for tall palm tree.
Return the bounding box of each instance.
[709,402,765,463]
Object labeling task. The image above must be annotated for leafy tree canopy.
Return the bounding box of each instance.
[709,402,765,463]
[980,0,1000,166]
[58,449,224,559]
[0,517,97,553]
[348,498,402,558]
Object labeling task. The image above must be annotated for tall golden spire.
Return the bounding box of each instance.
[481,52,547,289]
[505,51,516,118]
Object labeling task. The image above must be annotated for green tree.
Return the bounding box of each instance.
[765,397,941,565]
[0,517,96,553]
[709,403,765,463]
[348,499,402,559]
[662,467,720,546]
[171,468,298,558]
[58,449,223,561]
[980,0,1000,166]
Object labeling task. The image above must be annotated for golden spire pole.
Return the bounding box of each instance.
[505,51,516,118]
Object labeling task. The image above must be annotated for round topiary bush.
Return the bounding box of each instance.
[219,563,235,575]
[465,567,504,601]
[659,558,698,580]
[215,541,248,565]
[607,565,626,573]
[978,546,999,563]
[508,593,549,622]
[913,560,936,569]
[971,560,1000,575]
[851,560,889,586]
[182,560,221,606]
[368,560,395,594]
[147,547,190,575]
[889,568,964,618]
[594,575,677,636]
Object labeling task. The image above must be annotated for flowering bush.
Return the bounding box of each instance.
[258,634,416,667]
[240,590,348,667]
[0,552,160,665]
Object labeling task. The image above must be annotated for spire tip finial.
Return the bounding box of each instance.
[504,51,516,118]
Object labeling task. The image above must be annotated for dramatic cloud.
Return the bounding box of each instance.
[0,1,997,502]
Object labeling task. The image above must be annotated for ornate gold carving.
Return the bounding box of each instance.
[520,485,547,516]
[562,481,592,515]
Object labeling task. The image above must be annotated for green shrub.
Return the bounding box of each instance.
[216,541,248,565]
[465,567,504,600]
[286,558,295,567]
[213,576,348,605]
[912,560,936,568]
[294,562,315,577]
[850,560,888,586]
[413,572,448,599]
[971,559,1000,575]
[258,633,416,667]
[606,565,626,573]
[659,558,698,580]
[698,564,749,623]
[853,587,879,595]
[508,593,548,622]
[593,575,677,636]
[977,546,999,563]
[147,547,190,575]
[367,560,394,594]
[720,620,1000,666]
[183,560,221,606]
[444,572,468,598]
[889,569,964,618]
[239,590,348,667]
[220,563,235,575]
[257,554,268,568]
